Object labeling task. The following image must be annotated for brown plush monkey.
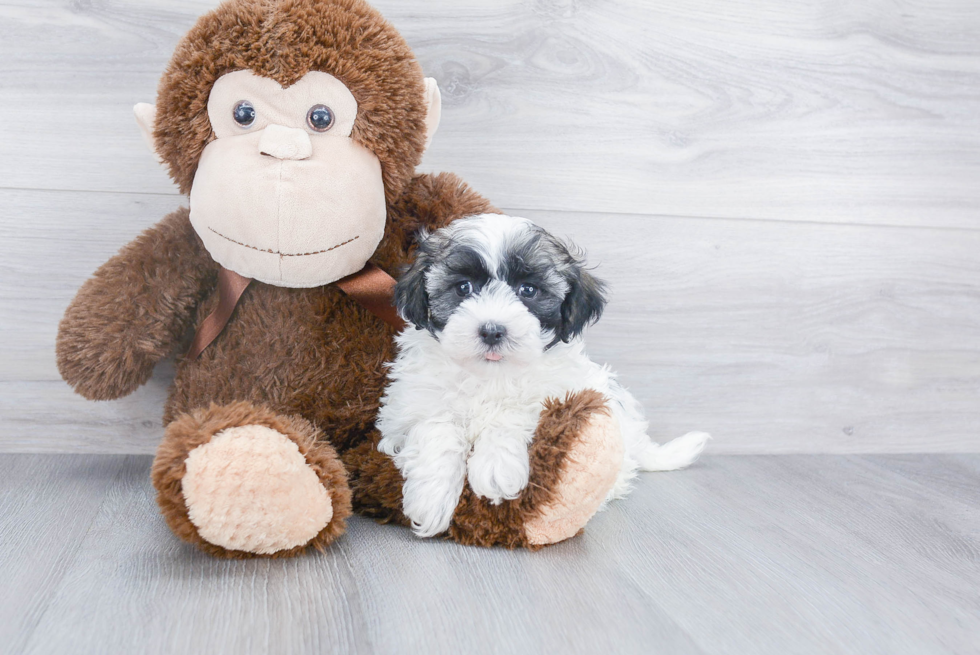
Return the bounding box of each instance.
[56,0,623,558]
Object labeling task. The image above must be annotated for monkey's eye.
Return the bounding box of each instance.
[519,283,538,298]
[455,281,473,297]
[232,100,256,127]
[307,104,335,132]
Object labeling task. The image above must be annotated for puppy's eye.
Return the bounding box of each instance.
[455,281,473,297]
[307,104,335,132]
[233,100,256,127]
[519,283,537,298]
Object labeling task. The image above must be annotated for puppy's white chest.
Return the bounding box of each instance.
[451,378,544,445]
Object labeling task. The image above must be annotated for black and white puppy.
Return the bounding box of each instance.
[376,214,708,538]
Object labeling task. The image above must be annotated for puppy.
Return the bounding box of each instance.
[377,214,708,538]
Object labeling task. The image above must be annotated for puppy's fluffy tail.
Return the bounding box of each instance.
[638,431,710,472]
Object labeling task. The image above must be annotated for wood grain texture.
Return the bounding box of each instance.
[3,453,978,655]
[4,188,978,454]
[0,189,184,452]
[528,209,980,454]
[0,0,978,226]
[0,454,130,655]
[2,0,979,454]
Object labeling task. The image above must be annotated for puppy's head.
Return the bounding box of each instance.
[395,214,606,371]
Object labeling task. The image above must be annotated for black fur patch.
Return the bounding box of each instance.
[396,218,607,340]
[425,245,492,330]
[497,230,566,333]
[393,246,432,331]
[557,264,606,342]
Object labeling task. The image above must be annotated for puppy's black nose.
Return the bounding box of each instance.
[479,323,507,346]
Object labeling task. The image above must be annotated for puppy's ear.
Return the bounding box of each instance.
[395,232,433,331]
[558,263,607,343]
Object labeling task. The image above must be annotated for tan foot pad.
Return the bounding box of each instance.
[182,425,333,555]
[524,411,623,546]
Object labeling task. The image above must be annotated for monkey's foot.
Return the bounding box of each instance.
[522,391,622,545]
[343,390,621,548]
[448,388,622,548]
[152,401,351,558]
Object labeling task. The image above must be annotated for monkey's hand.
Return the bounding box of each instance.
[56,207,216,400]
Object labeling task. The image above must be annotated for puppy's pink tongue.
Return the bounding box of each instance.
[485,352,502,361]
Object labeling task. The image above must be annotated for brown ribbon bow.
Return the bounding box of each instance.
[185,263,406,360]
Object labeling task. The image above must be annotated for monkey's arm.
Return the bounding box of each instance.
[56,207,217,400]
[388,172,499,238]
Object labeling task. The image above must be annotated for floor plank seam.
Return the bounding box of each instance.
[4,186,978,234]
[501,206,980,234]
[14,457,131,655]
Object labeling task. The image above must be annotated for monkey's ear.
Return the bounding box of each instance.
[423,78,442,151]
[133,103,164,164]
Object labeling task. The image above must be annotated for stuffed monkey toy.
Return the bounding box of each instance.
[56,0,624,558]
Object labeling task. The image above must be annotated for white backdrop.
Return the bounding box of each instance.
[1,0,978,453]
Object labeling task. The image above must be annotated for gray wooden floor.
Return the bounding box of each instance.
[2,453,978,655]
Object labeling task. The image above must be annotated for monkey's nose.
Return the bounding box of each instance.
[258,124,313,160]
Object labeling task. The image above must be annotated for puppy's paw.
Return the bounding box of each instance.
[467,441,530,505]
[402,475,464,538]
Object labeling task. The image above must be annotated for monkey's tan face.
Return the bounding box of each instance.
[188,70,387,288]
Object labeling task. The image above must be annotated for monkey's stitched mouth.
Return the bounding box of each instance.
[208,227,360,257]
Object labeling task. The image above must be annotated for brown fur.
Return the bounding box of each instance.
[342,432,410,526]
[155,0,428,202]
[56,210,218,401]
[57,0,612,556]
[345,389,611,550]
[152,400,351,558]
[450,389,611,550]
[161,172,498,439]
[58,171,497,555]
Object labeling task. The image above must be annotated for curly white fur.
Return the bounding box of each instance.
[376,214,709,538]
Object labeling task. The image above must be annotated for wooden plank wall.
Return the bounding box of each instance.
[1,0,978,454]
